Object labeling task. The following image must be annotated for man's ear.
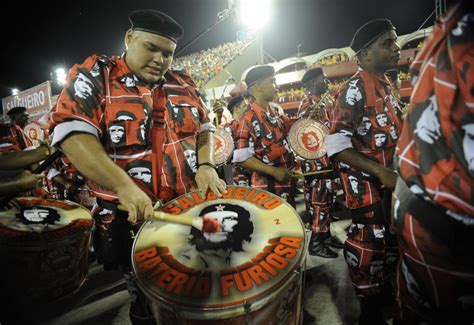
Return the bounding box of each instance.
[124,29,134,50]
[360,48,373,63]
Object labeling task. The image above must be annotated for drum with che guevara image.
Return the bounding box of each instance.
[132,186,306,324]
[0,197,93,306]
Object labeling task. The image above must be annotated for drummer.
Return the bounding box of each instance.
[49,9,226,324]
[233,65,299,207]
[297,67,342,258]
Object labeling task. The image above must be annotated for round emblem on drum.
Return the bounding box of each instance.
[288,118,329,160]
[214,128,234,166]
[24,122,45,146]
[132,186,306,314]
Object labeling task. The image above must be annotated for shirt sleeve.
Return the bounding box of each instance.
[49,54,106,145]
[328,77,366,155]
[233,114,255,163]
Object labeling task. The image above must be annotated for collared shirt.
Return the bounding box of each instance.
[395,3,474,216]
[50,54,213,203]
[328,69,404,208]
[0,123,33,153]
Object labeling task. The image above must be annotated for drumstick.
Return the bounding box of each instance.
[290,169,334,178]
[117,204,221,233]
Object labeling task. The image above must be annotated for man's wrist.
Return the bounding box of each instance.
[198,162,216,169]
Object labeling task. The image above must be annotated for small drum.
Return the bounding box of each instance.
[132,186,306,324]
[24,122,45,147]
[288,119,329,160]
[214,128,234,166]
[0,197,93,305]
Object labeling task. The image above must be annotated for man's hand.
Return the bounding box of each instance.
[195,165,227,197]
[116,183,154,223]
[17,170,44,190]
[377,169,398,190]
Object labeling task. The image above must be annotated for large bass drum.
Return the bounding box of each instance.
[132,186,306,324]
[288,118,329,160]
[0,198,93,306]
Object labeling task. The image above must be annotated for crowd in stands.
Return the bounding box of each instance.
[172,39,252,88]
[276,87,305,103]
[311,53,349,67]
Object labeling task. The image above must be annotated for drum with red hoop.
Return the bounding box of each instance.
[0,197,93,305]
[288,119,329,160]
[214,128,235,167]
[132,186,306,324]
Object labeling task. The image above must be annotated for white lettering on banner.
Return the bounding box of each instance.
[2,81,52,116]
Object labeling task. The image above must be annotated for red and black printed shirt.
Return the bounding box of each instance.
[50,54,213,203]
[0,124,33,153]
[328,70,404,208]
[297,93,333,172]
[395,3,474,216]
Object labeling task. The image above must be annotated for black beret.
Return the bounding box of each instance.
[128,9,184,43]
[350,19,396,55]
[227,96,244,114]
[245,65,275,88]
[302,67,325,84]
[7,106,27,117]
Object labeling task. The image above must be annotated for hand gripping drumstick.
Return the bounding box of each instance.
[117,204,221,233]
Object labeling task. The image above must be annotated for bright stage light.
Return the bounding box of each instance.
[12,88,19,95]
[55,68,67,86]
[239,0,271,29]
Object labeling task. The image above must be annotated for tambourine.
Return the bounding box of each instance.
[214,128,234,166]
[288,119,329,160]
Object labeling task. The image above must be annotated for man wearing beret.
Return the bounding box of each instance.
[393,1,474,323]
[1,106,33,152]
[326,19,404,323]
[298,67,342,258]
[49,9,225,324]
[233,65,298,206]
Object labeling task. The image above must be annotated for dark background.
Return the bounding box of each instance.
[1,0,436,99]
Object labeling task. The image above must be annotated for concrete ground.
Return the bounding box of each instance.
[4,193,368,325]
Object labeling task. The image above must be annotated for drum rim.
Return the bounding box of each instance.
[131,186,306,311]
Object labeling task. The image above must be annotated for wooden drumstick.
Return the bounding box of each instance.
[290,169,334,178]
[117,204,221,233]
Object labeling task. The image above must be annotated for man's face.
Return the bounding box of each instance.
[370,260,384,275]
[348,175,358,194]
[366,29,401,72]
[74,72,94,99]
[12,112,29,128]
[309,74,328,95]
[346,80,362,106]
[233,100,248,120]
[127,166,152,183]
[375,133,387,147]
[184,149,197,172]
[125,30,176,84]
[109,125,125,143]
[252,120,261,137]
[390,125,398,139]
[24,209,49,222]
[345,251,359,268]
[462,123,474,173]
[305,133,318,149]
[257,76,277,102]
[376,113,388,127]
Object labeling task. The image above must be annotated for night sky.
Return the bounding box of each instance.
[2,0,435,99]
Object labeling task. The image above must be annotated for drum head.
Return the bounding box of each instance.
[214,128,234,166]
[24,122,45,146]
[288,119,329,160]
[132,186,305,310]
[0,197,92,240]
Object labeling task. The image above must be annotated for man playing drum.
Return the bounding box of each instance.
[297,67,342,258]
[233,65,299,207]
[49,9,226,324]
[326,19,404,324]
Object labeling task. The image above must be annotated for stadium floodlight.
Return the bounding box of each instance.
[55,68,67,86]
[12,88,19,95]
[239,0,271,29]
